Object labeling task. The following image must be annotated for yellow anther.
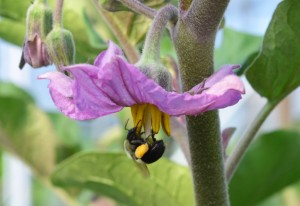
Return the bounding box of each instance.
[149,104,161,134]
[131,104,138,124]
[161,112,171,136]
[131,104,146,134]
[135,143,149,159]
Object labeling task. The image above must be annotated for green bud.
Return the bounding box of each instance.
[27,2,53,41]
[46,28,76,68]
[19,1,53,69]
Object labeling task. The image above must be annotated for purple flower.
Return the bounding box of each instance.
[39,41,245,136]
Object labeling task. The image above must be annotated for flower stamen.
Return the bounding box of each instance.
[131,104,171,136]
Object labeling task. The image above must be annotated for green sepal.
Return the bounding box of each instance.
[46,27,76,67]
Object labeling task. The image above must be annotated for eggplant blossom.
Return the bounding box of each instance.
[39,41,245,137]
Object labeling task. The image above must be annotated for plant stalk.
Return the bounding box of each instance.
[118,0,156,18]
[54,0,64,27]
[225,101,278,181]
[139,5,178,63]
[173,0,230,204]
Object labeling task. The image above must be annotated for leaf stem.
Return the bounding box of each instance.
[118,0,156,19]
[225,101,278,181]
[54,0,64,27]
[93,0,139,63]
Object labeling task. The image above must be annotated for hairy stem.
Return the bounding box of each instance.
[140,5,178,63]
[118,0,156,18]
[93,0,139,63]
[54,0,64,27]
[225,101,278,181]
[185,0,229,36]
[173,0,230,204]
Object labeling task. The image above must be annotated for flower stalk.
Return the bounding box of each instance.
[139,5,178,64]
[118,0,156,19]
[54,0,64,27]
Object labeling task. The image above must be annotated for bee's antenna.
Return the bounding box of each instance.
[124,119,130,131]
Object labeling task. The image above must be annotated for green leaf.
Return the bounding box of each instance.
[246,0,300,101]
[47,112,82,163]
[0,82,34,102]
[0,0,30,20]
[0,18,26,46]
[214,28,262,69]
[235,51,259,76]
[51,152,194,206]
[0,97,56,176]
[229,130,300,206]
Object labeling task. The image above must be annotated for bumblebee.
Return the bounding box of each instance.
[124,121,165,176]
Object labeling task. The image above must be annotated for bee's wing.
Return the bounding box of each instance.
[124,140,150,178]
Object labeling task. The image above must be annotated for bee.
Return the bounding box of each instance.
[124,120,165,177]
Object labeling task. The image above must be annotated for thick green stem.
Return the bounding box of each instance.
[173,0,230,203]
[139,5,178,63]
[225,101,278,181]
[54,0,64,27]
[173,20,228,206]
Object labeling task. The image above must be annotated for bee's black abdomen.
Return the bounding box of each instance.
[141,140,165,164]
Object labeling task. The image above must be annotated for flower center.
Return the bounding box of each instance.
[131,104,170,136]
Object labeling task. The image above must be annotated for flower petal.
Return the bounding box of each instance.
[93,41,124,68]
[99,57,245,116]
[39,66,123,120]
[189,64,241,93]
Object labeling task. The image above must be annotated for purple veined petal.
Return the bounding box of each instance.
[38,72,76,117]
[203,75,245,110]
[39,69,123,120]
[97,58,147,106]
[100,57,244,116]
[190,64,240,94]
[94,41,124,68]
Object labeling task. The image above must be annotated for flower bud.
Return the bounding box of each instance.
[19,1,53,69]
[46,27,75,68]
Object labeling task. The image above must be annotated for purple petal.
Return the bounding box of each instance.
[99,57,245,116]
[93,41,124,68]
[39,68,123,120]
[190,64,240,93]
